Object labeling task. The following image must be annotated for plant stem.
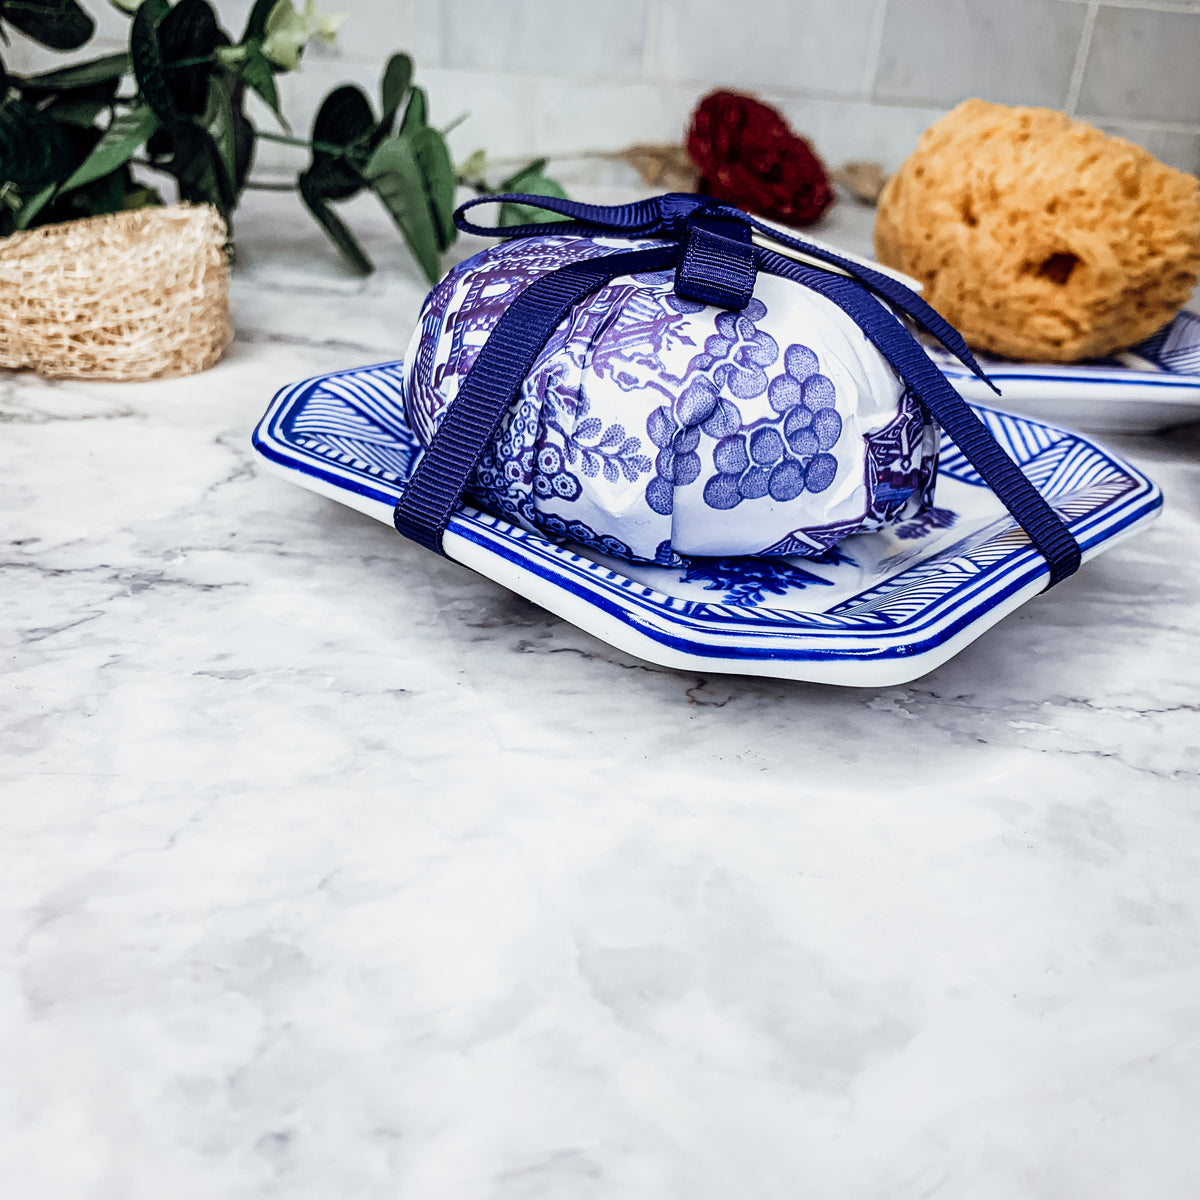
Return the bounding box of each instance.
[131,157,175,175]
[255,130,347,157]
[244,179,297,192]
[253,130,309,149]
[165,53,221,69]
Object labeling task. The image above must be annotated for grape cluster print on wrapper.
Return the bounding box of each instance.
[404,236,939,564]
[643,299,844,517]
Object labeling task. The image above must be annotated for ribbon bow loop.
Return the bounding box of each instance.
[672,205,757,311]
[453,193,989,385]
[651,192,705,234]
[453,191,758,310]
[652,192,737,234]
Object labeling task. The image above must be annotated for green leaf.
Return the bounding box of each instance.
[0,53,8,100]
[313,82,375,154]
[157,0,229,116]
[260,0,305,70]
[364,133,441,284]
[34,72,125,124]
[299,170,371,273]
[131,0,179,124]
[16,50,131,92]
[241,0,277,43]
[399,84,426,135]
[496,158,569,227]
[58,103,158,191]
[201,73,236,196]
[497,158,559,191]
[302,83,374,201]
[43,97,109,125]
[295,83,377,272]
[232,41,282,122]
[13,179,57,229]
[0,97,76,188]
[72,159,128,214]
[455,147,487,188]
[231,106,254,192]
[171,120,234,217]
[378,52,411,137]
[1,0,95,51]
[412,125,456,252]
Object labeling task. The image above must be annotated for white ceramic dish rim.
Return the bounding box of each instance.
[933,349,1200,431]
[251,362,1163,686]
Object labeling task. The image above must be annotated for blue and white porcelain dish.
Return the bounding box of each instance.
[251,361,1162,686]
[930,309,1200,434]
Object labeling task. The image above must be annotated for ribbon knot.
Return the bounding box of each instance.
[653,192,715,235]
[672,206,757,311]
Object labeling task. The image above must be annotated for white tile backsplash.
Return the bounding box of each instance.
[319,0,442,65]
[1077,5,1200,123]
[874,0,1087,109]
[4,0,1198,181]
[649,0,881,96]
[531,79,698,154]
[279,0,1200,178]
[439,0,650,80]
[262,57,538,170]
[767,96,950,174]
[1086,120,1200,175]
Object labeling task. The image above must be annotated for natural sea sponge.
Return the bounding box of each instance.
[874,99,1200,362]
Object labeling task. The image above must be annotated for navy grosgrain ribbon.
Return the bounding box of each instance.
[454,191,997,391]
[759,249,1081,585]
[392,245,677,554]
[393,193,1081,587]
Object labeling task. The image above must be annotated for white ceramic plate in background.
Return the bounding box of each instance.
[929,309,1200,434]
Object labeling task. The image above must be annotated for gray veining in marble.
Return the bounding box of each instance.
[2,192,1199,1200]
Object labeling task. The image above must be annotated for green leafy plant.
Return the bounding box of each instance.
[0,0,567,282]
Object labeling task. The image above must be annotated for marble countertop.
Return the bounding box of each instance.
[4,192,1199,1199]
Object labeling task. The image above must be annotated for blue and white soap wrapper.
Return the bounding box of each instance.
[405,233,940,564]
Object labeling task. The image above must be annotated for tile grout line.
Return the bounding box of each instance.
[859,0,890,102]
[1064,0,1100,113]
[1057,0,1200,12]
[1075,112,1200,133]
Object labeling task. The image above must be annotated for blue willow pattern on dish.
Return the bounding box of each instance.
[257,361,1158,637]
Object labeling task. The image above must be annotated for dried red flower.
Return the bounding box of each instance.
[686,90,833,227]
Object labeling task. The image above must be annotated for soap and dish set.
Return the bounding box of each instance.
[251,194,1172,685]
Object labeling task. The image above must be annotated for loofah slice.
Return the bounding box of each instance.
[875,99,1200,362]
[0,203,232,381]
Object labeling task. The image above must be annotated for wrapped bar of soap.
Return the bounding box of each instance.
[404,234,939,564]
